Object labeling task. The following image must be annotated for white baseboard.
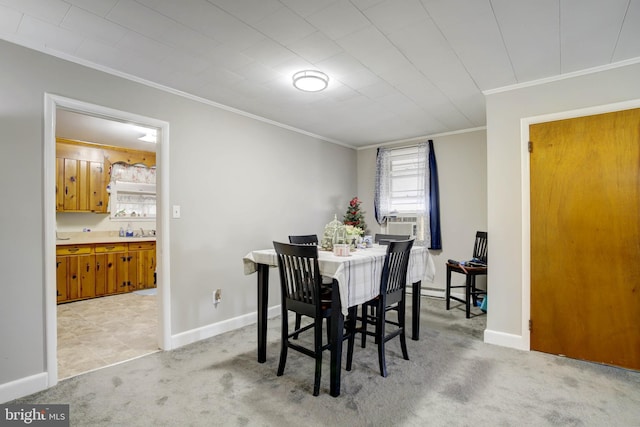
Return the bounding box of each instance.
[170,305,280,349]
[484,328,529,351]
[0,373,49,404]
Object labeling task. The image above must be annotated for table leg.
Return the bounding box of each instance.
[329,279,343,397]
[446,267,452,310]
[411,280,421,340]
[465,274,472,319]
[257,263,269,363]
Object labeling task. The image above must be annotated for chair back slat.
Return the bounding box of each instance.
[380,239,414,297]
[375,233,411,245]
[274,242,322,311]
[473,231,488,263]
[288,234,319,245]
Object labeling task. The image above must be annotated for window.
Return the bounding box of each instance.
[375,141,441,249]
[383,146,427,215]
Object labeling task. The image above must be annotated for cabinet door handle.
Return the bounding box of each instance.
[65,186,68,195]
[105,246,115,250]
[68,248,79,253]
[127,256,132,261]
[86,264,90,272]
[96,262,100,271]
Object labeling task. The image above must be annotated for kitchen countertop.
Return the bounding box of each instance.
[56,231,156,246]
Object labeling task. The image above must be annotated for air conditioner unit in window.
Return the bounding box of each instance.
[386,217,417,237]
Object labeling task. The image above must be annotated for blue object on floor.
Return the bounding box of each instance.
[480,295,487,312]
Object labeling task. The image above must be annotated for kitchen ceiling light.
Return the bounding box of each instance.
[138,133,156,143]
[137,128,157,143]
[292,70,329,92]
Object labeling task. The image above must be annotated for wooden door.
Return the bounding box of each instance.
[67,255,81,301]
[56,158,64,211]
[78,254,96,299]
[95,253,107,296]
[62,159,78,210]
[529,108,640,370]
[115,252,129,294]
[130,242,156,289]
[88,161,105,212]
[127,251,138,291]
[56,256,68,302]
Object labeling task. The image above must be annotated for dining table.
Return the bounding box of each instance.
[243,243,435,397]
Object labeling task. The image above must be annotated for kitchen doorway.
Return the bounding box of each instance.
[44,94,171,386]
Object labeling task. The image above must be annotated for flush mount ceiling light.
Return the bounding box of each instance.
[292,70,329,92]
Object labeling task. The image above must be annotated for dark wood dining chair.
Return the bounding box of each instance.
[351,239,415,377]
[288,235,332,339]
[374,233,411,245]
[445,231,488,318]
[273,241,356,396]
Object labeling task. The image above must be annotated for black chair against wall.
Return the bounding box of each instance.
[288,235,332,339]
[351,239,415,377]
[374,233,411,245]
[445,231,488,318]
[273,241,356,396]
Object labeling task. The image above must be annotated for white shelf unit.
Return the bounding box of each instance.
[110,181,156,220]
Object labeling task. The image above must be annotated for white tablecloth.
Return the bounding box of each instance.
[243,244,435,316]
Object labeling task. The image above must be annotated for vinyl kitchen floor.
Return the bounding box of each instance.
[57,292,159,379]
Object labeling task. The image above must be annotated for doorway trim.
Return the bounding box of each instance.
[44,93,172,387]
[519,98,640,352]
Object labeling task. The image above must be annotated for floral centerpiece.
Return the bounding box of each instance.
[344,224,364,249]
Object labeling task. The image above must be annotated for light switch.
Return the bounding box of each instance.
[172,205,181,218]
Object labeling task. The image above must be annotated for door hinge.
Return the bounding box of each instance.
[528,141,533,153]
[529,319,532,331]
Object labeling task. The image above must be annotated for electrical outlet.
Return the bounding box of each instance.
[215,289,222,303]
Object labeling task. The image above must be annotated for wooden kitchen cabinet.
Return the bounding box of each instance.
[57,241,156,303]
[129,241,156,289]
[56,244,95,303]
[56,138,156,214]
[56,141,106,213]
[94,243,127,296]
[56,256,68,302]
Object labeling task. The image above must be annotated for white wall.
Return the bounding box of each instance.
[356,130,488,292]
[485,61,640,349]
[0,39,356,400]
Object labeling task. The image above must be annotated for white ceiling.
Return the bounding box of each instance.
[2,0,640,148]
[56,109,159,151]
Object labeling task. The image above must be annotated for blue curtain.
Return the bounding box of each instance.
[428,139,442,249]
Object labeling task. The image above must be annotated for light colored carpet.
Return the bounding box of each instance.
[15,297,640,426]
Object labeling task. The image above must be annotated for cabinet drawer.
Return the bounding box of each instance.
[56,245,93,255]
[128,241,156,251]
[94,243,127,253]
